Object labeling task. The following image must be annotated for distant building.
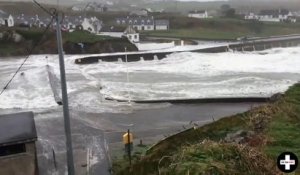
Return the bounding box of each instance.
[188,10,209,19]
[244,12,259,20]
[116,16,169,31]
[155,20,169,30]
[123,25,139,43]
[258,9,295,22]
[61,16,84,32]
[14,14,103,33]
[116,16,155,31]
[0,10,14,27]
[15,14,48,28]
[81,16,102,34]
[244,9,296,23]
[129,9,149,16]
[0,112,38,175]
[72,2,107,12]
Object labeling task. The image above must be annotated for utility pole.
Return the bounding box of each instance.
[55,13,75,175]
[125,47,131,103]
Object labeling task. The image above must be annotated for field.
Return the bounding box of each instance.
[113,83,300,174]
[142,17,300,40]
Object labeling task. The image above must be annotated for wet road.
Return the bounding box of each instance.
[0,102,263,175]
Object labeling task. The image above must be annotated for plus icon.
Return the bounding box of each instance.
[277,152,298,173]
[280,155,295,170]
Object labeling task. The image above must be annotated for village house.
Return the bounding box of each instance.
[0,10,14,27]
[244,9,297,23]
[155,20,169,30]
[61,16,84,32]
[188,10,210,19]
[259,9,290,22]
[116,16,155,31]
[13,14,103,33]
[244,12,259,20]
[81,16,102,34]
[258,9,295,23]
[123,25,139,43]
[129,9,149,16]
[14,14,48,28]
[116,16,169,31]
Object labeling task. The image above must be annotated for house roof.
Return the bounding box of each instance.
[129,9,149,16]
[116,16,154,25]
[189,10,206,14]
[63,16,83,26]
[0,10,9,18]
[14,15,38,25]
[0,112,37,146]
[259,9,289,16]
[124,25,138,34]
[155,19,169,26]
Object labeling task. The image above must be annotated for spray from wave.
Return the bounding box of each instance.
[0,46,299,109]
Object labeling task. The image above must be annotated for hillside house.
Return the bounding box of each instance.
[0,11,14,27]
[0,112,38,175]
[81,16,102,34]
[155,20,169,30]
[116,17,169,31]
[258,9,295,22]
[15,14,49,28]
[14,14,103,33]
[129,9,149,16]
[188,10,209,19]
[123,25,139,43]
[244,12,259,20]
[61,16,83,32]
[116,17,155,31]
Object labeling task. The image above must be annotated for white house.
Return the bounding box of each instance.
[155,20,169,30]
[188,10,209,19]
[116,17,170,31]
[0,11,14,27]
[258,9,295,23]
[123,25,139,43]
[244,13,259,20]
[116,17,155,31]
[81,16,102,34]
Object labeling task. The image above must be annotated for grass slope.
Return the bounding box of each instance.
[142,17,300,40]
[114,83,300,175]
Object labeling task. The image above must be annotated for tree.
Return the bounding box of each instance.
[220,4,236,18]
[221,4,231,12]
[225,8,236,18]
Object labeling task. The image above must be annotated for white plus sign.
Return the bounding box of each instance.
[280,155,296,170]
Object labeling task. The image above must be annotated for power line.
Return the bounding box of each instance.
[33,0,55,16]
[0,11,55,96]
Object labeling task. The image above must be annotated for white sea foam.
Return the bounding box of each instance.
[0,46,299,109]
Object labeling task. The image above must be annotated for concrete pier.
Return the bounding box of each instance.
[47,65,62,105]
